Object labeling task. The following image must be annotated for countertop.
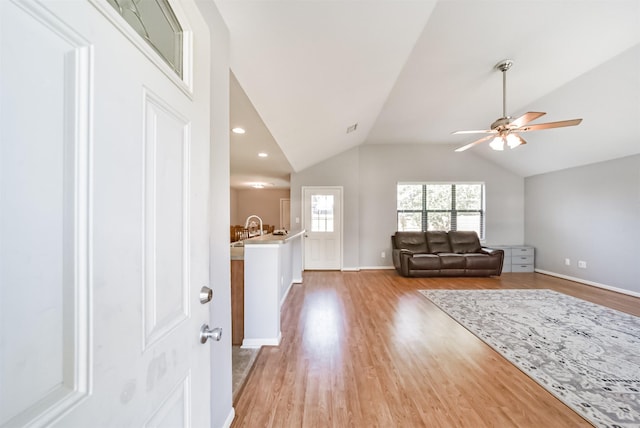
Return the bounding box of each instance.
[230,230,305,260]
[242,229,305,245]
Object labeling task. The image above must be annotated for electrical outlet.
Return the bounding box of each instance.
[381,251,386,258]
[578,260,587,269]
[565,258,571,266]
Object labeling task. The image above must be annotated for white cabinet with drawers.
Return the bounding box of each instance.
[489,245,535,273]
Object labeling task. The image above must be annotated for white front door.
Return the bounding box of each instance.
[302,187,342,270]
[0,1,212,426]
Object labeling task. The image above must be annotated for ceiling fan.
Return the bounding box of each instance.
[453,59,582,152]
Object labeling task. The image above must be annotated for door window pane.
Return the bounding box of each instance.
[311,195,334,232]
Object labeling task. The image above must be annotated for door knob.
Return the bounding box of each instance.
[199,286,213,304]
[200,324,222,343]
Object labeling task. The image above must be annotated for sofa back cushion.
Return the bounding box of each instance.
[393,232,428,252]
[448,231,482,253]
[425,231,452,253]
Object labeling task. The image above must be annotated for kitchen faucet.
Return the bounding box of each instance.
[244,214,263,236]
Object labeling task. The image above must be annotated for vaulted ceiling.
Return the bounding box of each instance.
[219,0,640,188]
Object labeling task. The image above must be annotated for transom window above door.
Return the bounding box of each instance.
[107,0,183,78]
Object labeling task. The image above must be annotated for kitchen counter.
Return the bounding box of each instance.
[230,230,304,260]
[242,229,304,245]
[239,229,305,348]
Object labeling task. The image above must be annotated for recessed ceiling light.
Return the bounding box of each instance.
[231,127,245,134]
[251,183,265,189]
[258,152,268,158]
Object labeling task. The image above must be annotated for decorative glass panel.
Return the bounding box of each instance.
[107,0,183,78]
[311,195,334,232]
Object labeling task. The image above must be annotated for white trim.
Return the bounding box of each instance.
[222,408,235,428]
[535,269,640,299]
[358,266,396,271]
[242,335,281,348]
[280,281,294,308]
[341,267,361,272]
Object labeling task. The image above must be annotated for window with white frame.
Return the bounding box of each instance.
[397,183,485,239]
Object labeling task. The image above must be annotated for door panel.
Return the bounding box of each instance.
[0,0,211,426]
[142,91,190,350]
[0,1,91,424]
[303,187,342,270]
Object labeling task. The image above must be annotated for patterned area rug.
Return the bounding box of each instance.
[419,289,640,427]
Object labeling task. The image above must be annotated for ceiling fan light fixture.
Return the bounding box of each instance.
[489,135,505,151]
[506,133,524,149]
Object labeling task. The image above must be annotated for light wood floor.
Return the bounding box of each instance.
[231,270,640,427]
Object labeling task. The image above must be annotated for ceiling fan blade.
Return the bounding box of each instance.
[510,112,546,128]
[455,135,494,152]
[519,118,582,132]
[452,129,497,135]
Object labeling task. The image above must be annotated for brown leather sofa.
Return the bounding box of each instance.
[391,231,504,277]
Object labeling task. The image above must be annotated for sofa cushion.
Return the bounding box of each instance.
[438,253,466,269]
[448,231,482,254]
[425,231,452,253]
[409,254,440,270]
[393,232,428,253]
[464,253,494,269]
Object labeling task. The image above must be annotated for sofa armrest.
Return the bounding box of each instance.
[480,248,504,275]
[481,247,502,255]
[393,249,416,276]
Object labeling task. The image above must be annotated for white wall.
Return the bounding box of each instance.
[291,144,524,269]
[196,1,233,426]
[525,154,640,295]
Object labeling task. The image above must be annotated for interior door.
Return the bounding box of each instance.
[0,1,212,426]
[302,187,342,270]
[280,198,290,230]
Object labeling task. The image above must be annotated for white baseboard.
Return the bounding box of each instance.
[341,267,360,272]
[358,266,395,270]
[222,407,235,428]
[535,269,640,299]
[242,334,281,348]
[280,281,294,308]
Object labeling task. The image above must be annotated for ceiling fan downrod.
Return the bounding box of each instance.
[496,59,513,121]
